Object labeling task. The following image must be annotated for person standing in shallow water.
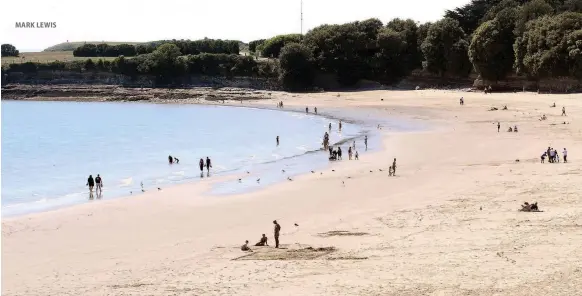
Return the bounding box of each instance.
[364,135,368,150]
[87,175,95,193]
[339,121,342,131]
[329,123,332,130]
[206,157,212,172]
[273,220,281,248]
[199,158,204,172]
[306,107,309,113]
[314,107,318,114]
[276,136,279,146]
[95,174,103,195]
[168,155,173,164]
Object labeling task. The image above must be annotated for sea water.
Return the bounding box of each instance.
[2,101,372,216]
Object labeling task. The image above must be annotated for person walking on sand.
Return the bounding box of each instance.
[563,148,568,163]
[314,107,318,114]
[337,147,343,160]
[392,158,397,175]
[199,158,204,172]
[497,122,500,132]
[276,136,279,146]
[95,174,103,195]
[352,140,356,150]
[348,146,353,160]
[562,106,566,116]
[355,150,359,160]
[206,157,212,172]
[273,220,281,248]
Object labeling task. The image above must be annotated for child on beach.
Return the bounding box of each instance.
[355,151,359,160]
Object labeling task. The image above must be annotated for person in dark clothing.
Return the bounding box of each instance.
[174,157,179,164]
[314,107,318,114]
[337,147,342,160]
[329,146,333,157]
[199,158,204,172]
[364,136,368,150]
[168,155,173,164]
[255,234,269,246]
[273,220,281,248]
[87,175,95,192]
[205,157,212,172]
[276,136,280,146]
[392,158,397,175]
[306,107,309,113]
[497,122,500,132]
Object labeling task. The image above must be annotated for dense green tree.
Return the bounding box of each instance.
[514,12,582,78]
[386,18,422,71]
[248,39,266,53]
[84,59,96,71]
[469,8,518,80]
[445,0,503,34]
[421,18,472,77]
[278,43,314,90]
[260,34,302,58]
[514,0,555,35]
[2,44,19,57]
[567,29,582,78]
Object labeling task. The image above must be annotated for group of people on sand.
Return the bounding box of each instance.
[541,147,567,163]
[241,220,282,252]
[86,174,103,196]
[328,140,361,161]
[277,101,284,108]
[199,157,212,172]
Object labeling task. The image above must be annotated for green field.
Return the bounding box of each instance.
[43,41,142,52]
[1,51,118,65]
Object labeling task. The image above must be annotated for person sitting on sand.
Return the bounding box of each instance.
[388,165,394,176]
[551,102,556,108]
[507,127,513,132]
[502,105,508,110]
[241,240,253,252]
[255,234,269,246]
[513,125,518,132]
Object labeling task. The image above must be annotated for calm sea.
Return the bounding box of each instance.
[1,101,369,216]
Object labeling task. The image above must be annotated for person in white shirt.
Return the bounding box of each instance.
[563,148,568,163]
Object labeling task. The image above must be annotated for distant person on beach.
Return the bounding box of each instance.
[174,157,179,164]
[364,136,368,150]
[541,152,546,163]
[562,107,566,116]
[337,147,343,160]
[389,166,394,176]
[95,174,103,195]
[255,234,269,246]
[87,175,95,192]
[206,157,212,172]
[199,158,204,172]
[339,121,342,131]
[276,136,280,146]
[329,123,332,130]
[329,146,333,157]
[460,97,464,105]
[314,107,318,114]
[497,122,500,132]
[355,150,359,160]
[306,107,309,113]
[168,155,173,164]
[392,158,397,175]
[563,148,568,163]
[348,147,353,160]
[273,220,281,248]
[241,240,253,252]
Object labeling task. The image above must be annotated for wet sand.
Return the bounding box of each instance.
[2,90,582,295]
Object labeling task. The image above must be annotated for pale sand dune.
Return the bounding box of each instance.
[3,90,582,295]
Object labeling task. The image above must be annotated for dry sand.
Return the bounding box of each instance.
[2,90,582,295]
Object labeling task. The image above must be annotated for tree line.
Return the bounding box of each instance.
[4,0,582,90]
[2,44,19,57]
[72,39,240,57]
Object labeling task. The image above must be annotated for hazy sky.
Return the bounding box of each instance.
[2,0,468,52]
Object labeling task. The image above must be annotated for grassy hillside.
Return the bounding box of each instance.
[43,41,141,52]
[1,51,118,65]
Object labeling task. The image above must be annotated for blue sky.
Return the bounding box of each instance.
[2,0,468,52]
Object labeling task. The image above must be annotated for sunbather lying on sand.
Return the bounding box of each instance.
[519,202,540,212]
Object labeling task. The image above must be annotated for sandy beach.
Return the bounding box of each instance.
[2,89,582,295]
